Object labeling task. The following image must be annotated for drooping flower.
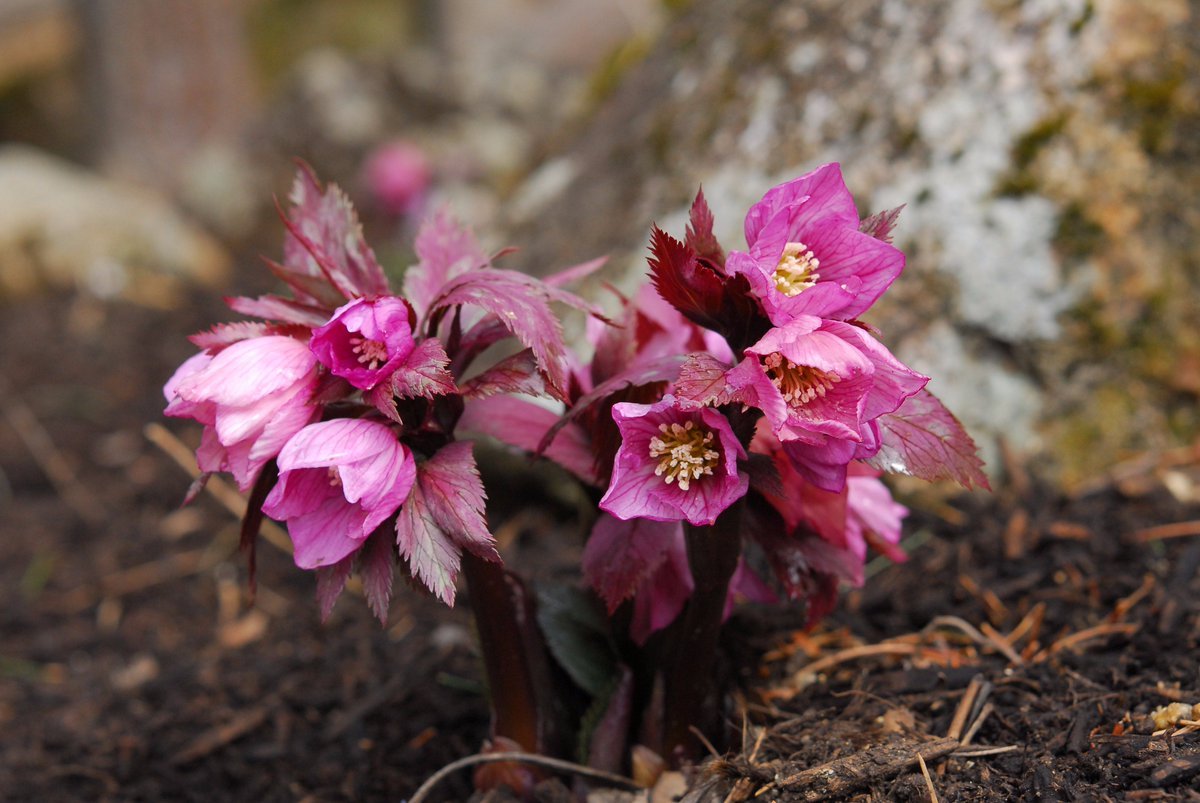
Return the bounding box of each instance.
[164,335,321,490]
[262,418,416,570]
[600,395,747,526]
[844,465,908,566]
[310,296,416,390]
[734,316,927,456]
[728,163,905,324]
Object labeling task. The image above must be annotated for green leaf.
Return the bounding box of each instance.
[534,584,618,698]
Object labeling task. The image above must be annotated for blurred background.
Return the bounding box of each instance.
[1,0,1197,797]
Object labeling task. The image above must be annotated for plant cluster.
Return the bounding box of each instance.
[164,162,986,782]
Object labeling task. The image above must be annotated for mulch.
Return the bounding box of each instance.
[2,291,1199,801]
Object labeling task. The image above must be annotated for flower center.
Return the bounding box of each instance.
[349,336,390,370]
[763,352,841,405]
[326,466,342,487]
[772,241,820,296]
[648,420,720,491]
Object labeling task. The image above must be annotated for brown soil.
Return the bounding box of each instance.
[2,290,1199,801]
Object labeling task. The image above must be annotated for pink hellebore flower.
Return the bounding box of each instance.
[600,395,748,527]
[310,296,416,390]
[261,418,416,570]
[363,140,431,217]
[737,315,927,449]
[728,163,905,323]
[164,335,321,491]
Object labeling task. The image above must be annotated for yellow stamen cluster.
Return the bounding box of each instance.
[772,241,820,296]
[648,420,720,491]
[763,352,841,405]
[350,336,389,370]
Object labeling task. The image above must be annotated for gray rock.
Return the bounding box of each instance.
[502,0,1200,484]
[0,145,230,306]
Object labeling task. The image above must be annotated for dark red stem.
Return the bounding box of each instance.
[659,502,744,760]
[461,553,557,755]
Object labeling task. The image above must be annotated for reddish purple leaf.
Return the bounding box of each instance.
[536,353,684,457]
[189,321,314,352]
[395,442,498,605]
[543,256,608,288]
[389,338,457,399]
[279,164,390,301]
[460,349,554,400]
[648,225,724,330]
[404,209,488,318]
[459,395,600,485]
[859,205,905,244]
[866,388,989,490]
[684,187,725,267]
[224,294,330,328]
[316,555,353,622]
[647,226,768,351]
[189,321,271,350]
[395,493,460,605]
[674,352,733,405]
[429,269,571,394]
[582,514,680,613]
[586,665,634,772]
[359,530,395,623]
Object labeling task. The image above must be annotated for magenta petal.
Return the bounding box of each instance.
[265,419,413,570]
[801,225,905,319]
[600,396,748,526]
[310,296,416,390]
[822,321,928,420]
[781,435,857,493]
[287,493,370,569]
[743,163,859,247]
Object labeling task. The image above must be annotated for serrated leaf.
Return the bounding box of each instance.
[188,322,271,350]
[535,584,618,698]
[648,225,725,331]
[395,491,460,605]
[359,530,395,624]
[859,205,905,244]
[389,338,458,399]
[395,443,498,605]
[685,187,725,266]
[279,164,390,301]
[673,352,733,405]
[429,269,571,394]
[866,388,989,490]
[582,514,680,613]
[647,227,769,352]
[417,442,497,559]
[404,209,488,318]
[536,353,684,457]
[458,395,600,485]
[224,294,330,327]
[316,556,353,622]
[460,349,553,400]
[189,321,313,352]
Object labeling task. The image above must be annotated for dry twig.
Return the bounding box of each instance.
[407,752,640,803]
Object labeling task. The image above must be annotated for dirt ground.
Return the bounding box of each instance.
[2,288,1200,801]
